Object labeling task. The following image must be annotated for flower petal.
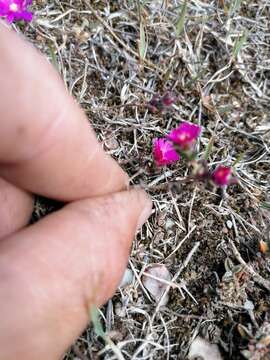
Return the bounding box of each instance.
[153,138,180,166]
[0,0,33,22]
[211,165,232,186]
[6,12,15,22]
[168,122,201,150]
[21,10,32,21]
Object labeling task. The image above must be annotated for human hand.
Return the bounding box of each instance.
[0,23,152,360]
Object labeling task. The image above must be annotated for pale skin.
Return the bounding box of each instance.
[0,23,152,359]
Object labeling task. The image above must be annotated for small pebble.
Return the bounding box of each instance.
[244,299,254,311]
[115,302,126,317]
[104,137,119,150]
[165,218,175,230]
[226,220,233,229]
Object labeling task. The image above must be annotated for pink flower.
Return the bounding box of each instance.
[211,165,232,186]
[0,0,32,23]
[153,138,180,166]
[168,122,201,150]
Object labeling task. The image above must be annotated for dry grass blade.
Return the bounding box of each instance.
[139,22,147,61]
[137,1,147,62]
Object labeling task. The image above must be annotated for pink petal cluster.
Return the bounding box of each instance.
[152,123,237,189]
[211,165,232,186]
[168,122,201,150]
[153,138,180,166]
[0,0,32,23]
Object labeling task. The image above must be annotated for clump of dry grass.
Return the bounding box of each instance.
[22,0,270,359]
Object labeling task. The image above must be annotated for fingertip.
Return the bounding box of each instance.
[125,188,152,229]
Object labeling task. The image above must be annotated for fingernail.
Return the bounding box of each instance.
[136,194,152,229]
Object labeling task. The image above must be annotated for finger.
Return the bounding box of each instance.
[0,189,152,360]
[0,177,33,239]
[0,22,127,201]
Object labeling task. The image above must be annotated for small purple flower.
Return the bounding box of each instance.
[211,165,232,186]
[153,138,180,166]
[161,92,176,107]
[147,95,163,113]
[0,0,33,23]
[168,122,201,150]
[147,92,176,113]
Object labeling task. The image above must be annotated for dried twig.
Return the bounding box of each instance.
[229,238,270,292]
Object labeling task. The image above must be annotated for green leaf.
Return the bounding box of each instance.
[175,0,187,37]
[233,31,248,58]
[218,105,234,114]
[48,43,59,72]
[232,151,245,167]
[90,306,106,339]
[260,202,270,210]
[90,306,125,359]
[139,22,146,60]
[204,136,215,160]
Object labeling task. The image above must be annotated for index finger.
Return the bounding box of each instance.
[0,23,127,201]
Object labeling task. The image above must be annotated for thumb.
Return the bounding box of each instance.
[0,189,152,360]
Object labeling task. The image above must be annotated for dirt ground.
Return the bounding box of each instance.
[24,0,270,359]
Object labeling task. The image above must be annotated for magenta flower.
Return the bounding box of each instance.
[211,165,232,186]
[153,138,180,166]
[0,0,33,23]
[168,122,201,150]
